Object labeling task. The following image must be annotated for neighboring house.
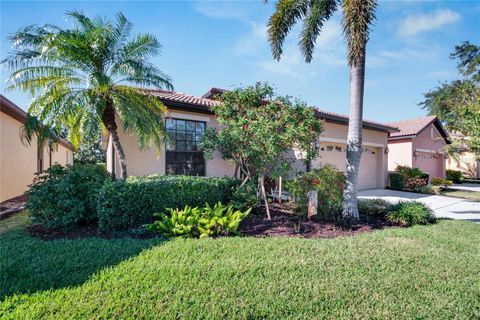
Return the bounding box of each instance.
[387,116,450,180]
[446,132,479,178]
[106,88,398,190]
[0,95,74,202]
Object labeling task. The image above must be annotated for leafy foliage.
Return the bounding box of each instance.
[390,166,429,192]
[2,11,173,178]
[388,201,437,226]
[147,203,251,238]
[357,199,391,217]
[431,177,453,187]
[287,165,345,219]
[421,41,480,156]
[201,83,322,180]
[26,164,111,228]
[97,175,240,231]
[74,139,106,165]
[446,169,463,183]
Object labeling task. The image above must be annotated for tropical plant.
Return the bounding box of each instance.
[200,83,322,219]
[147,203,251,238]
[2,11,173,179]
[388,201,437,226]
[267,0,378,221]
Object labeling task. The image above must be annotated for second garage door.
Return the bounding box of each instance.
[314,143,379,190]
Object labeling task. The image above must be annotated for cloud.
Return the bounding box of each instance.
[398,9,461,36]
[192,1,249,21]
[235,21,268,56]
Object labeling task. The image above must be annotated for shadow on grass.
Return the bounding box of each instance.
[0,217,166,299]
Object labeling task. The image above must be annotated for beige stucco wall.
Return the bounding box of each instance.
[447,152,480,178]
[107,115,390,189]
[108,109,236,178]
[0,112,73,202]
[296,122,390,189]
[387,139,413,171]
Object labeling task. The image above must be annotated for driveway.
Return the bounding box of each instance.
[358,189,480,223]
[451,183,480,192]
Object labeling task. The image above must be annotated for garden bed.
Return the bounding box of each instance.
[240,203,401,238]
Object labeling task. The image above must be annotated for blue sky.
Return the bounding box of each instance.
[1,0,479,123]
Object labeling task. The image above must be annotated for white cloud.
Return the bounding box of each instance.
[235,21,268,56]
[398,9,461,36]
[192,1,249,21]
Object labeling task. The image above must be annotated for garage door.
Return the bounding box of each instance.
[416,152,442,180]
[314,143,379,190]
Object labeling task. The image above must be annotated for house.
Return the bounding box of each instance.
[106,88,398,190]
[446,132,479,179]
[386,115,450,180]
[0,95,74,202]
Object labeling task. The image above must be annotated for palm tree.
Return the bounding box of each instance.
[267,0,377,221]
[2,11,173,179]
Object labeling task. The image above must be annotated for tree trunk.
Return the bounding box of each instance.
[259,175,271,220]
[342,53,366,221]
[101,99,128,179]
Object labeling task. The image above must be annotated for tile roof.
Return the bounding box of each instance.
[386,115,437,138]
[142,88,398,133]
[143,89,219,109]
[313,108,399,133]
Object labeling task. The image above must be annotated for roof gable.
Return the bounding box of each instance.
[387,115,450,143]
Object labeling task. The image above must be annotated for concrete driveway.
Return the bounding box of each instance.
[451,183,480,192]
[358,189,480,223]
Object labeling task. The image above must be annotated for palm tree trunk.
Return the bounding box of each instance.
[342,53,366,221]
[102,100,128,179]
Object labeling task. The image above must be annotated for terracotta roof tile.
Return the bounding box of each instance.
[386,115,437,138]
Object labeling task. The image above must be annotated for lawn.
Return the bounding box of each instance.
[1,212,480,319]
[441,189,480,202]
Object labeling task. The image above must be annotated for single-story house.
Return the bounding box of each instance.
[106,88,398,190]
[386,115,450,180]
[446,132,479,179]
[0,95,74,202]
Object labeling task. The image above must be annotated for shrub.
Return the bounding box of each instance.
[431,177,453,187]
[404,177,427,190]
[395,166,425,179]
[288,165,345,219]
[446,170,463,183]
[357,199,391,217]
[97,175,240,231]
[147,203,251,238]
[388,201,437,226]
[414,185,438,195]
[389,172,404,191]
[26,164,111,229]
[229,181,258,211]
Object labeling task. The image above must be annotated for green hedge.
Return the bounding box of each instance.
[446,170,463,183]
[97,175,240,231]
[389,173,404,191]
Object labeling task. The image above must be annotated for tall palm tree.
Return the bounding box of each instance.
[2,11,173,179]
[267,0,377,221]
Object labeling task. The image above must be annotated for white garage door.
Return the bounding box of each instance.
[314,143,379,190]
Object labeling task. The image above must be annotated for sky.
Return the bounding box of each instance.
[1,0,479,123]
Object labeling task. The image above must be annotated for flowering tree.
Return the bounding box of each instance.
[201,83,322,219]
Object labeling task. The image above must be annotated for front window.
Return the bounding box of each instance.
[165,118,206,176]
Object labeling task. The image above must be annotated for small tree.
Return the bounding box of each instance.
[201,83,323,219]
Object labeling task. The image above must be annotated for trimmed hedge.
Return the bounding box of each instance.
[389,173,404,191]
[97,175,240,231]
[446,170,463,183]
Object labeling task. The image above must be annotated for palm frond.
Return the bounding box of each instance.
[299,0,338,63]
[111,86,167,150]
[267,0,308,61]
[342,0,377,66]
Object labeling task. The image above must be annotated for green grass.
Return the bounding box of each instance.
[1,212,480,319]
[441,189,480,202]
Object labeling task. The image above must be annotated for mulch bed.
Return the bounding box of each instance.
[240,203,401,239]
[26,202,401,241]
[0,195,27,220]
